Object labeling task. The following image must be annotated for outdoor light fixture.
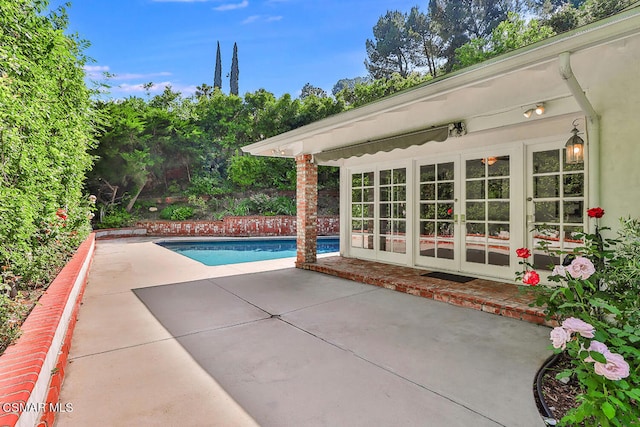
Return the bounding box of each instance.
[565,120,585,164]
[523,103,545,118]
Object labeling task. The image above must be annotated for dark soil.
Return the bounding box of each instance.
[535,352,581,423]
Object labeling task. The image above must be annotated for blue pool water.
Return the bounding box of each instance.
[157,237,340,266]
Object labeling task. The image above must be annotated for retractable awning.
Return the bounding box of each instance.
[313,124,450,162]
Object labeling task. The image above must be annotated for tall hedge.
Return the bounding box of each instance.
[0,0,95,287]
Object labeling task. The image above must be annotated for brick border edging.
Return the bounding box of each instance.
[297,262,554,327]
[0,234,95,427]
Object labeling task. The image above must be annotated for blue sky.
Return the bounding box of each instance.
[61,0,423,99]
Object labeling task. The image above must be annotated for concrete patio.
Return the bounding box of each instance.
[56,238,552,426]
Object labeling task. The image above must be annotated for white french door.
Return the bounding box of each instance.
[416,149,521,279]
[527,142,587,271]
[459,151,520,278]
[416,158,459,271]
[348,164,408,264]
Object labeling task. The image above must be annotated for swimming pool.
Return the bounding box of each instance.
[156,237,340,266]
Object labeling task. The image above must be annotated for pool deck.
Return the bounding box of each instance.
[56,237,552,426]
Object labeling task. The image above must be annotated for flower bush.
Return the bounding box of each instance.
[516,208,640,426]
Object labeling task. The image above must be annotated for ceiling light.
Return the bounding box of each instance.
[535,104,545,115]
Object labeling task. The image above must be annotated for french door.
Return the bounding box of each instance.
[527,142,587,271]
[416,150,520,279]
[349,165,408,264]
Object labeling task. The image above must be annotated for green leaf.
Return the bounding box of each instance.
[626,388,640,400]
[588,298,621,315]
[607,395,625,408]
[601,401,615,420]
[588,351,607,363]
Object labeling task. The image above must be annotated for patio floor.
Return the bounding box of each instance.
[298,256,552,327]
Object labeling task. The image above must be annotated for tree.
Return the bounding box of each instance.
[454,12,555,68]
[331,77,369,96]
[365,10,417,79]
[230,42,239,96]
[429,0,523,71]
[338,73,432,108]
[214,41,222,89]
[300,83,327,99]
[406,6,443,77]
[195,83,214,99]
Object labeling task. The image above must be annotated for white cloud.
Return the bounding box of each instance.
[242,15,260,24]
[242,14,282,24]
[112,71,172,81]
[214,0,248,11]
[84,65,110,72]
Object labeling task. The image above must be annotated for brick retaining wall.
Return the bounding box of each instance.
[136,215,339,237]
[0,234,95,427]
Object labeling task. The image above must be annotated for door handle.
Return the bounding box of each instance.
[460,214,466,224]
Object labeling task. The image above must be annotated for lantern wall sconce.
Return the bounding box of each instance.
[523,103,545,118]
[565,119,585,164]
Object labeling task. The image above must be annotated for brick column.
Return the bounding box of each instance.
[295,154,317,265]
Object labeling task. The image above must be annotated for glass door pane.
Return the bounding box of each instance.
[531,148,585,270]
[350,171,374,250]
[418,162,455,260]
[464,156,511,267]
[379,168,407,254]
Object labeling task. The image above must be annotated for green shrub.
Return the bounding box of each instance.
[0,294,26,354]
[160,205,194,221]
[268,196,296,215]
[96,207,135,229]
[187,175,230,196]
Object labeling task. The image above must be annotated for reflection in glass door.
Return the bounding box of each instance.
[530,148,585,270]
[379,168,407,254]
[418,162,455,261]
[350,171,375,251]
[464,156,511,268]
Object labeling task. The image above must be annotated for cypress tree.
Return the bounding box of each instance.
[214,41,222,89]
[230,42,239,96]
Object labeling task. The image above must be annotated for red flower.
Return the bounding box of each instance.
[56,208,67,221]
[516,248,531,259]
[447,208,453,215]
[587,207,605,218]
[523,270,540,286]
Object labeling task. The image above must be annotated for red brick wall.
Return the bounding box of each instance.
[296,154,318,264]
[0,234,95,427]
[136,215,338,237]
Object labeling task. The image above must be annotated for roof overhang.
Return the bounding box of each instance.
[242,7,640,165]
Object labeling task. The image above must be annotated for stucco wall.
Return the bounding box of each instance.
[589,62,640,226]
